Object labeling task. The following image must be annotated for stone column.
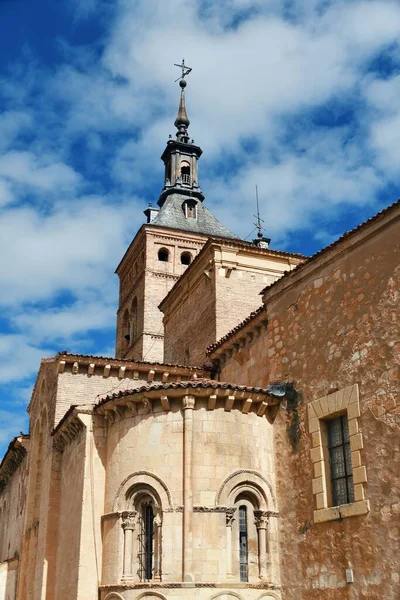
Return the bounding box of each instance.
[225,508,236,578]
[182,395,195,582]
[153,513,162,581]
[254,510,269,579]
[122,511,136,579]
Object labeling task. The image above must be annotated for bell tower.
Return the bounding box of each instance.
[115,62,238,363]
[159,76,204,207]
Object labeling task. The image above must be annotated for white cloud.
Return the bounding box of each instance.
[1,0,400,452]
[0,411,29,444]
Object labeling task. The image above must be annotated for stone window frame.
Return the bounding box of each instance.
[308,383,370,524]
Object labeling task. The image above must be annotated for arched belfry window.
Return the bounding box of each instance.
[181,251,192,266]
[158,248,169,262]
[123,309,130,343]
[130,298,138,343]
[180,160,191,184]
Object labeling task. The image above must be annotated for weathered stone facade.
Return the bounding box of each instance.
[210,201,400,599]
[160,239,303,365]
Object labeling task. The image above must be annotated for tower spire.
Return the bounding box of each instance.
[174,59,192,142]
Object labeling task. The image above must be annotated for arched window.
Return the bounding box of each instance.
[130,298,138,343]
[123,309,130,343]
[180,160,191,184]
[139,502,154,580]
[180,251,192,266]
[158,248,169,262]
[121,485,162,582]
[182,199,197,219]
[239,505,248,582]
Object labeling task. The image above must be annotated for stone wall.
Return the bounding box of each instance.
[216,208,400,599]
[116,226,207,362]
[162,243,303,366]
[100,392,279,598]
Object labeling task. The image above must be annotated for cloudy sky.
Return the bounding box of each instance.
[1,0,400,454]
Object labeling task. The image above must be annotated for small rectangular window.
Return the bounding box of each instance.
[328,415,354,506]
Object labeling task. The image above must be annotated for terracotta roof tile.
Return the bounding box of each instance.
[206,306,266,355]
[56,350,208,371]
[260,198,400,296]
[96,378,272,407]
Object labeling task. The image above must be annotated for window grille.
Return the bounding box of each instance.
[239,505,248,582]
[328,415,354,506]
[181,173,191,184]
[138,503,154,581]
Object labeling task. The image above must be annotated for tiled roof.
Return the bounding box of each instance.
[206,306,266,355]
[260,198,400,296]
[150,193,239,239]
[96,378,272,407]
[56,350,208,371]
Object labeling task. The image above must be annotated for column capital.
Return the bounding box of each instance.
[121,510,137,530]
[254,510,269,529]
[182,395,195,410]
[226,507,236,527]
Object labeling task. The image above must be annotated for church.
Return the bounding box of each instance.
[0,70,399,600]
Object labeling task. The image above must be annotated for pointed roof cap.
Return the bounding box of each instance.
[174,79,190,129]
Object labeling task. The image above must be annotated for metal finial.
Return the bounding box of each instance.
[174,59,192,83]
[254,185,265,238]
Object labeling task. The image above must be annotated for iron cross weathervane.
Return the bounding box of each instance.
[174,59,192,82]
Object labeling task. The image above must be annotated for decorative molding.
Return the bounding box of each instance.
[216,470,277,510]
[113,470,173,512]
[121,510,137,530]
[53,416,85,453]
[193,506,231,513]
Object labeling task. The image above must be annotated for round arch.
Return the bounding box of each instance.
[136,593,168,600]
[257,594,281,600]
[216,469,276,510]
[210,593,243,600]
[113,471,173,512]
[104,593,125,600]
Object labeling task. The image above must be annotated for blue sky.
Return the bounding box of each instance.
[1,0,400,455]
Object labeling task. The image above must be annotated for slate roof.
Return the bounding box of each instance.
[151,193,239,239]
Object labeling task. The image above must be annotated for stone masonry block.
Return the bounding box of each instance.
[310,446,324,463]
[319,397,329,416]
[307,403,317,419]
[308,417,320,434]
[353,465,368,484]
[339,499,370,518]
[354,483,365,502]
[314,506,340,524]
[350,432,364,451]
[347,401,361,420]
[312,477,325,495]
[312,431,322,448]
[348,383,359,404]
[348,418,359,436]
[351,450,362,468]
[314,461,324,478]
[315,492,326,510]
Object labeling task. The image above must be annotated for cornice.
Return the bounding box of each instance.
[0,436,29,492]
